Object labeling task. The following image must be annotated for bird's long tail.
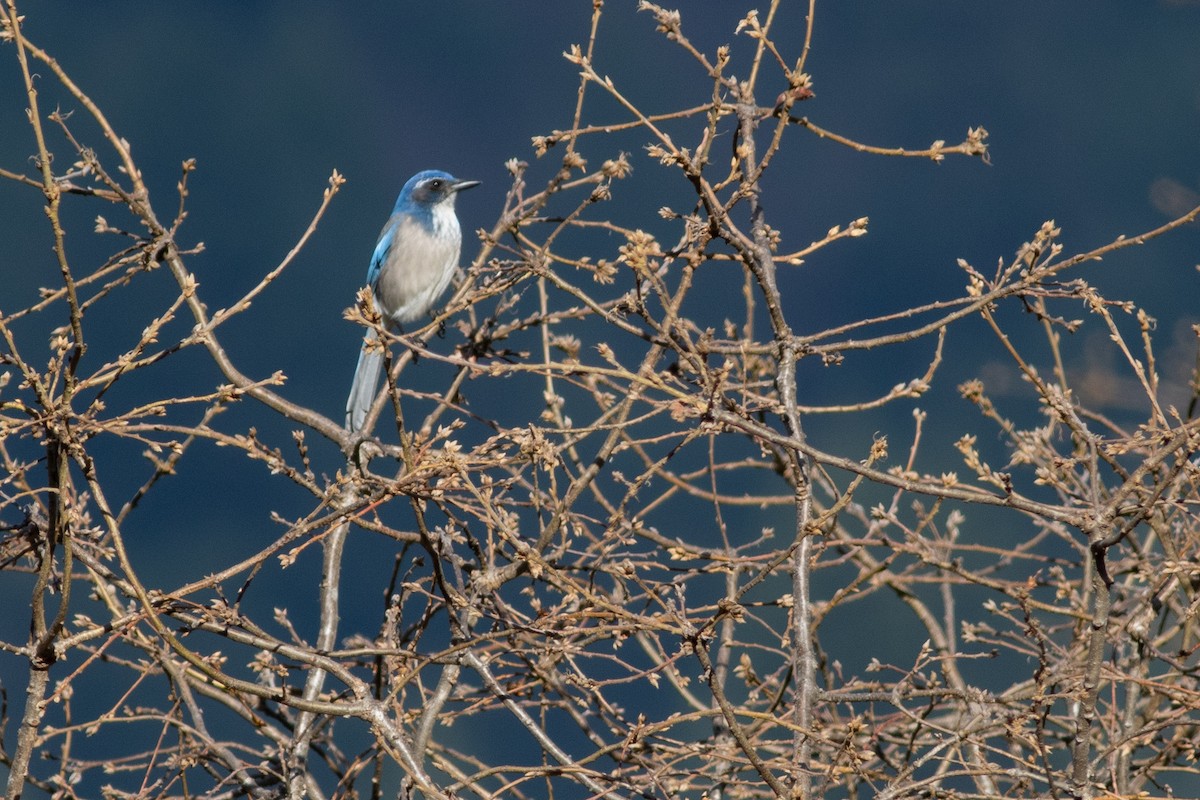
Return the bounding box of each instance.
[345,334,385,431]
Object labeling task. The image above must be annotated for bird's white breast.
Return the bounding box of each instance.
[374,208,462,326]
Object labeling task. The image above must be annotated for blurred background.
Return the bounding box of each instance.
[2,0,1199,793]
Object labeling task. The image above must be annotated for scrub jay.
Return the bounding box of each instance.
[345,170,479,432]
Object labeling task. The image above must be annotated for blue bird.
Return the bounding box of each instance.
[345,170,479,432]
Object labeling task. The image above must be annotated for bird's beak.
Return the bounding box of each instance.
[451,179,480,193]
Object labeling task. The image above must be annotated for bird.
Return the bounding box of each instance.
[345,169,479,432]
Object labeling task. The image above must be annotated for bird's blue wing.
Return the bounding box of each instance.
[349,219,398,432]
[366,221,396,288]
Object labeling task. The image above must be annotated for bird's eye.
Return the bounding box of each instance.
[428,179,444,191]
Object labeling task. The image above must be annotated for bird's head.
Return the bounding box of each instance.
[395,170,480,215]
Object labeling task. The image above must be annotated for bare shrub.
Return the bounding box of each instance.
[3,3,1199,800]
